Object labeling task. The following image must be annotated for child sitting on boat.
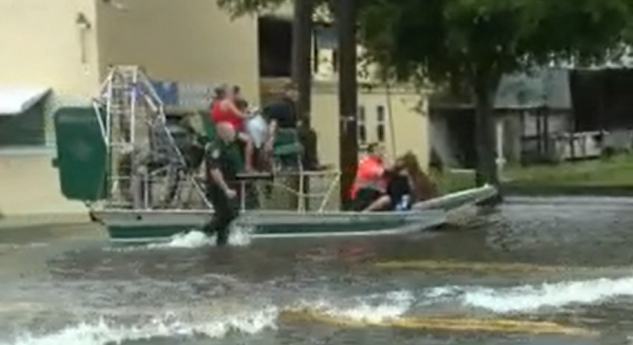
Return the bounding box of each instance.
[238,99,271,171]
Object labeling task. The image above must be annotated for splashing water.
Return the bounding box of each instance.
[0,290,415,345]
[424,275,633,313]
[128,224,255,250]
[3,275,632,344]
[0,306,279,345]
[295,290,416,323]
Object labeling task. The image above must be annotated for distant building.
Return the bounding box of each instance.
[429,68,612,168]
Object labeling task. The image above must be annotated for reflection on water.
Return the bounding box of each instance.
[1,196,633,345]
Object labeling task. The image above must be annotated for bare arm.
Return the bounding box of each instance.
[263,119,278,150]
[267,119,278,139]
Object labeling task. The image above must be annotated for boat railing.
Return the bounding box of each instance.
[101,166,342,213]
[105,166,209,209]
[235,169,341,213]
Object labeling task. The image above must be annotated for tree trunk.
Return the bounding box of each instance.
[336,0,359,209]
[291,0,314,126]
[473,76,500,188]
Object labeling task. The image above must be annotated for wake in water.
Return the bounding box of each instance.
[2,275,632,344]
[443,276,633,313]
[154,224,254,249]
[150,225,253,249]
[105,225,254,252]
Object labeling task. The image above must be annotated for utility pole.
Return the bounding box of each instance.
[336,0,358,208]
[291,0,314,126]
[291,0,315,210]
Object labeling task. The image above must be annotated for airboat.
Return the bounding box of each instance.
[51,65,496,243]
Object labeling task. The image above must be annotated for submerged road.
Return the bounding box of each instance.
[1,196,633,345]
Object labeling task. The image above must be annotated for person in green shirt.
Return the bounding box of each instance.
[202,121,242,246]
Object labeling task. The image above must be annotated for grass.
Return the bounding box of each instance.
[434,170,477,194]
[433,154,633,194]
[504,154,633,186]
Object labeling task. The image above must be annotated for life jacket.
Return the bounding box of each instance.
[211,100,243,131]
[350,155,386,198]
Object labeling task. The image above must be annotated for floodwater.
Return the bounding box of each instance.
[1,196,633,345]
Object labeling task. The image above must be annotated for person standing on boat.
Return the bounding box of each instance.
[349,143,388,211]
[202,122,242,246]
[262,82,319,170]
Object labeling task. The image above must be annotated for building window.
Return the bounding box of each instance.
[357,106,366,144]
[313,23,338,74]
[258,17,292,77]
[376,105,386,142]
[0,111,46,149]
[0,90,49,152]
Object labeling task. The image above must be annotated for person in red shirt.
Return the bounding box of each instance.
[209,85,254,172]
[209,84,226,122]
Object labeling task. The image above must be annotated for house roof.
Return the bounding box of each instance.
[431,67,573,110]
[494,68,571,109]
[0,86,51,116]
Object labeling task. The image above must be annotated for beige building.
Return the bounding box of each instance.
[0,0,429,217]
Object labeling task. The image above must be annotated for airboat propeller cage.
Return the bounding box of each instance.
[51,66,207,208]
[93,65,209,209]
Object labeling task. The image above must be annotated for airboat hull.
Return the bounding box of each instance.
[414,185,497,211]
[91,209,445,243]
[90,186,496,243]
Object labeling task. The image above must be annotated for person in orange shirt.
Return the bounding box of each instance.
[349,143,389,211]
[363,151,439,212]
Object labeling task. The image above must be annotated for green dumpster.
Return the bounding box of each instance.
[52,107,107,202]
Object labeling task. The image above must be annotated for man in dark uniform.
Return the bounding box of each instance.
[262,82,319,170]
[202,122,241,246]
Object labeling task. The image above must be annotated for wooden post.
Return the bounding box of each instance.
[336,0,359,209]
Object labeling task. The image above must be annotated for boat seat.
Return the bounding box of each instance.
[273,129,303,155]
[273,128,303,170]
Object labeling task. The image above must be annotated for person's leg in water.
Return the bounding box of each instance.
[202,187,238,246]
[214,201,238,246]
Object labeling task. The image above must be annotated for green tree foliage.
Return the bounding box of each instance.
[217,0,633,188]
[216,0,287,17]
[359,0,633,186]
